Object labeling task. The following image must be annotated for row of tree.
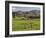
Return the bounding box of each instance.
[12,10,40,18]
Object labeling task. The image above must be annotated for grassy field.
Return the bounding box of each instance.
[12,17,40,31]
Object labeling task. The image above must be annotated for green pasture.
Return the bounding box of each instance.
[12,17,40,31]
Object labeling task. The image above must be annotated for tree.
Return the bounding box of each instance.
[12,12,15,18]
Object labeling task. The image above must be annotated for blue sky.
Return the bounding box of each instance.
[12,6,40,12]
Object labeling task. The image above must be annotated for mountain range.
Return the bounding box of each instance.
[12,10,40,17]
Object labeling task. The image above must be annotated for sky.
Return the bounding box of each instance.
[12,6,40,12]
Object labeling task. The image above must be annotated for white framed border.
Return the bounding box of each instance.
[9,3,43,35]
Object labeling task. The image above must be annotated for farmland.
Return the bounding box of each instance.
[12,8,40,31]
[12,17,40,31]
